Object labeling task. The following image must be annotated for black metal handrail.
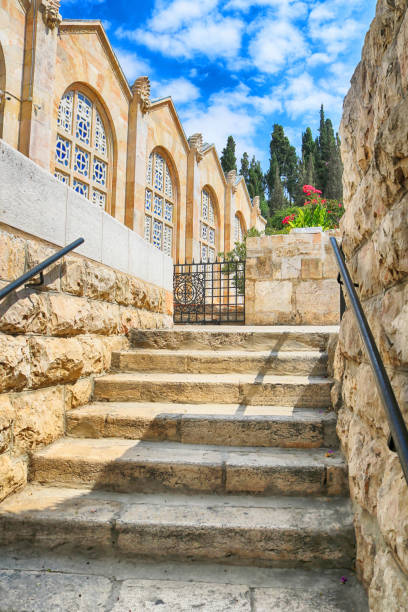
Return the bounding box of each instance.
[0,237,84,302]
[330,237,408,485]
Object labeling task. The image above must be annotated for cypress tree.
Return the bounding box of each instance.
[240,152,250,184]
[268,160,287,213]
[220,135,237,174]
[266,124,297,202]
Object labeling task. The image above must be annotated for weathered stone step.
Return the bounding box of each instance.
[30,438,347,496]
[67,402,339,448]
[111,349,328,376]
[93,372,333,407]
[130,325,338,353]
[0,550,369,611]
[0,486,355,568]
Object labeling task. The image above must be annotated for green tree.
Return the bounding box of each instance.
[239,152,250,184]
[268,159,287,212]
[247,156,266,203]
[325,133,343,200]
[220,135,237,174]
[266,124,298,202]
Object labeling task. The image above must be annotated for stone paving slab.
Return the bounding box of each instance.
[0,550,368,612]
[0,486,355,568]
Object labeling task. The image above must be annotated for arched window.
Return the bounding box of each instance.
[54,88,111,209]
[200,189,216,262]
[234,214,244,243]
[144,150,175,257]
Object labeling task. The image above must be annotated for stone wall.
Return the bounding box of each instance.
[0,223,172,503]
[245,230,340,326]
[335,1,408,609]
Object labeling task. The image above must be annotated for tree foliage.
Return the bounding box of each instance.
[220,135,237,174]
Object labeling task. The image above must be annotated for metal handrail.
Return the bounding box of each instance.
[0,237,84,301]
[330,237,408,485]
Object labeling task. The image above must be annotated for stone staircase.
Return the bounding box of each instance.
[0,326,368,610]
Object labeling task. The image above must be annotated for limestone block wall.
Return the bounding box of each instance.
[335,1,408,608]
[245,231,340,326]
[0,140,173,504]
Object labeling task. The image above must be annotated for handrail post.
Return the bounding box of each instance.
[0,238,85,302]
[330,237,408,485]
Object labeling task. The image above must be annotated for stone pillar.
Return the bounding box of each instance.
[185,134,203,263]
[19,0,61,169]
[251,196,261,228]
[224,169,237,253]
[125,77,150,234]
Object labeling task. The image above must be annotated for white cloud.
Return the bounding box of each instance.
[179,82,282,163]
[151,77,201,104]
[273,72,341,121]
[248,20,309,74]
[148,0,219,33]
[101,19,111,31]
[114,49,152,82]
[117,15,244,62]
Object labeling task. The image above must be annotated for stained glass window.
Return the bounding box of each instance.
[73,179,88,197]
[92,190,106,209]
[55,135,71,167]
[144,215,151,241]
[144,151,175,257]
[54,170,69,184]
[234,215,244,243]
[145,190,152,212]
[57,91,73,135]
[153,219,162,249]
[200,189,216,262]
[55,89,110,210]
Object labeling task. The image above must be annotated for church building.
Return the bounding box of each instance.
[0,0,266,263]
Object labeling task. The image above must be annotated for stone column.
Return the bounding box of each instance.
[125,77,150,234]
[19,0,61,169]
[224,169,237,253]
[185,134,203,263]
[251,196,261,229]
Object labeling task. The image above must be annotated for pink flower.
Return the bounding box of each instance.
[339,203,342,207]
[315,189,322,194]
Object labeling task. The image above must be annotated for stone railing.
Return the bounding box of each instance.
[245,230,340,326]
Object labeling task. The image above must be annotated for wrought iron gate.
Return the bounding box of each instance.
[173,259,245,324]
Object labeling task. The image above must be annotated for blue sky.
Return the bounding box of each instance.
[61,0,377,171]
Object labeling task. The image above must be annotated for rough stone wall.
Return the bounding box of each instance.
[0,224,172,503]
[335,1,408,608]
[246,231,340,326]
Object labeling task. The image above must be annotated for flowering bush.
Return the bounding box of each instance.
[282,185,343,230]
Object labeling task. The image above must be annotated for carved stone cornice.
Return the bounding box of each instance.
[131,77,151,114]
[226,169,238,193]
[41,0,62,29]
[188,133,204,162]
[252,195,261,216]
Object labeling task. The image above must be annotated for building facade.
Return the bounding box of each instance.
[0,0,266,263]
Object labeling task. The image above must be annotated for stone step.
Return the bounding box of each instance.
[130,325,338,353]
[111,349,328,376]
[0,486,355,568]
[93,372,333,407]
[30,438,347,496]
[0,550,369,611]
[67,402,339,449]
